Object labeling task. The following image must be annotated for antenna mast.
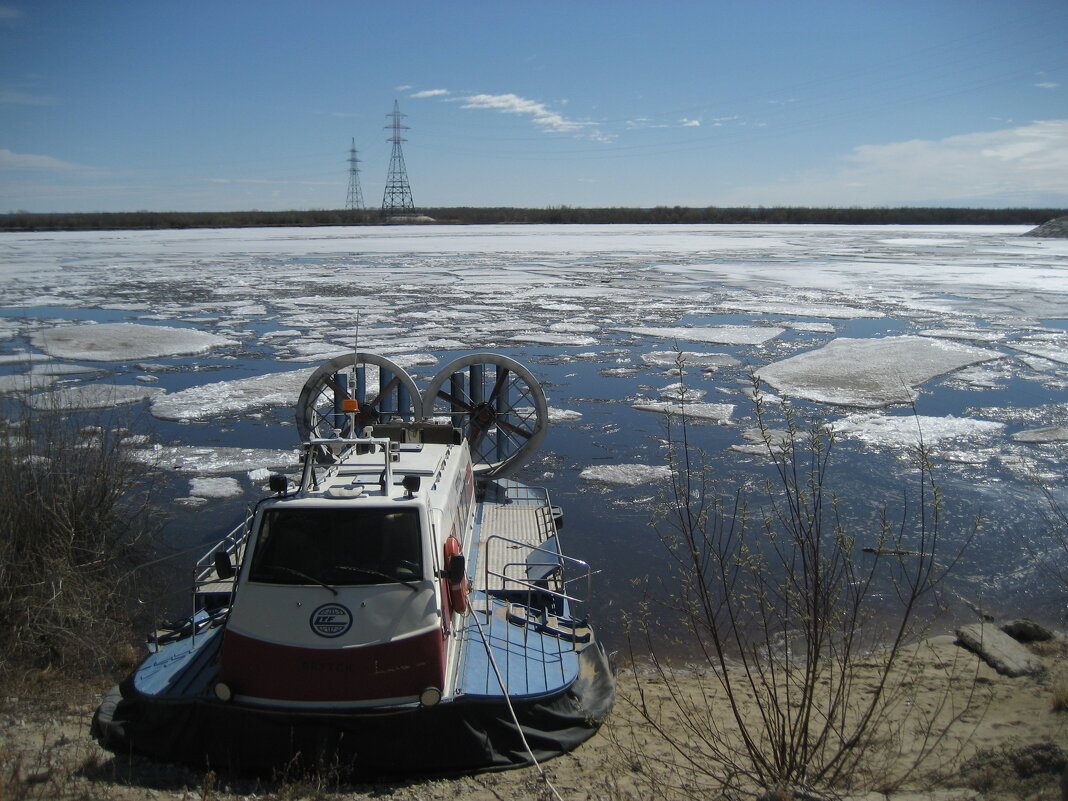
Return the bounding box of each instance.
[381,100,414,212]
[346,138,365,211]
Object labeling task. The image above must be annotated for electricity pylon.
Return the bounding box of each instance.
[381,100,414,212]
[346,138,365,211]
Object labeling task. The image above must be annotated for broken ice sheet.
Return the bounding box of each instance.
[28,383,163,410]
[641,350,741,370]
[31,322,235,361]
[579,463,672,486]
[133,445,298,474]
[0,352,49,365]
[28,362,105,376]
[658,382,707,401]
[0,373,55,395]
[1012,425,1068,444]
[782,321,836,333]
[632,399,734,423]
[831,413,1004,449]
[617,325,784,346]
[918,328,1006,343]
[188,476,243,499]
[719,299,883,320]
[510,333,598,346]
[151,369,312,421]
[730,427,792,456]
[548,408,583,423]
[755,336,1001,408]
[1008,340,1068,366]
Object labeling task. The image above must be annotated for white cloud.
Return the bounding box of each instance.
[459,92,596,134]
[410,88,449,98]
[626,117,669,130]
[720,119,1068,206]
[1035,82,1060,89]
[411,85,611,141]
[627,116,702,130]
[0,149,83,171]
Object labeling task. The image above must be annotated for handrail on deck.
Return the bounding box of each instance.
[191,515,250,606]
[481,533,592,627]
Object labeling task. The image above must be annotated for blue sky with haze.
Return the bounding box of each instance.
[2,1,1066,213]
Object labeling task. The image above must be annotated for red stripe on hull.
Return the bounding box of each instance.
[219,628,446,702]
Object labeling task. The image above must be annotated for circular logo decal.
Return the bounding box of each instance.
[309,603,353,638]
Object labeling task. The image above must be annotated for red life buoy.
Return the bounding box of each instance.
[443,536,468,614]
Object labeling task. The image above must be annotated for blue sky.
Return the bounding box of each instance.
[2,1,1067,213]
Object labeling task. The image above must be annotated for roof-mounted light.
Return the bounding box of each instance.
[402,475,421,498]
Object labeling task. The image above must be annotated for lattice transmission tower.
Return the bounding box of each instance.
[381,100,414,212]
[346,138,365,210]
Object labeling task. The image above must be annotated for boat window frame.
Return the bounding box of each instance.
[246,505,425,589]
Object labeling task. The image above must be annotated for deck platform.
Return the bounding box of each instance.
[477,504,557,592]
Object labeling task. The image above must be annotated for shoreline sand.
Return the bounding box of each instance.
[2,628,1066,800]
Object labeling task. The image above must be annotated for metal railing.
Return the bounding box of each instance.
[191,515,250,613]
[482,533,592,637]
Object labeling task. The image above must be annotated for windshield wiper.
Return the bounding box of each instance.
[267,566,338,596]
[336,566,421,592]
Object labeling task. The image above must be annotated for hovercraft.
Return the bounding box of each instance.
[92,352,615,776]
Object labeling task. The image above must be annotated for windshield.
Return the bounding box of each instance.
[248,507,423,587]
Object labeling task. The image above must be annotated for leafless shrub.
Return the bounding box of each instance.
[0,394,158,677]
[619,371,982,798]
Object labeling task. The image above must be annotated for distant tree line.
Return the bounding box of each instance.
[2,206,1064,232]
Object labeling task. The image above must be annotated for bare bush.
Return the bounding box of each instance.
[619,378,981,798]
[0,396,157,676]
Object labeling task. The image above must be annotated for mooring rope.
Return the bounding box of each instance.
[468,605,566,801]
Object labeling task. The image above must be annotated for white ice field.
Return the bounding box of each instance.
[2,224,1067,614]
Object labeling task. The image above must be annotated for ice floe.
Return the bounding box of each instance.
[0,352,49,365]
[782,321,836,333]
[549,322,599,333]
[831,413,1005,449]
[756,336,1001,408]
[617,325,783,346]
[28,362,104,376]
[151,369,312,421]
[641,350,741,370]
[31,323,235,361]
[918,328,1006,343]
[719,299,882,320]
[510,333,598,346]
[730,427,792,456]
[188,476,243,499]
[28,384,163,410]
[1011,425,1068,444]
[657,382,707,401]
[1008,341,1068,366]
[133,445,298,474]
[0,374,55,394]
[632,400,735,423]
[548,408,583,423]
[579,463,672,486]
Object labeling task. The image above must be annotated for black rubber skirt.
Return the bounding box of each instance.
[91,639,615,777]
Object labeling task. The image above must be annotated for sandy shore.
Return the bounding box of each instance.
[2,632,1066,801]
